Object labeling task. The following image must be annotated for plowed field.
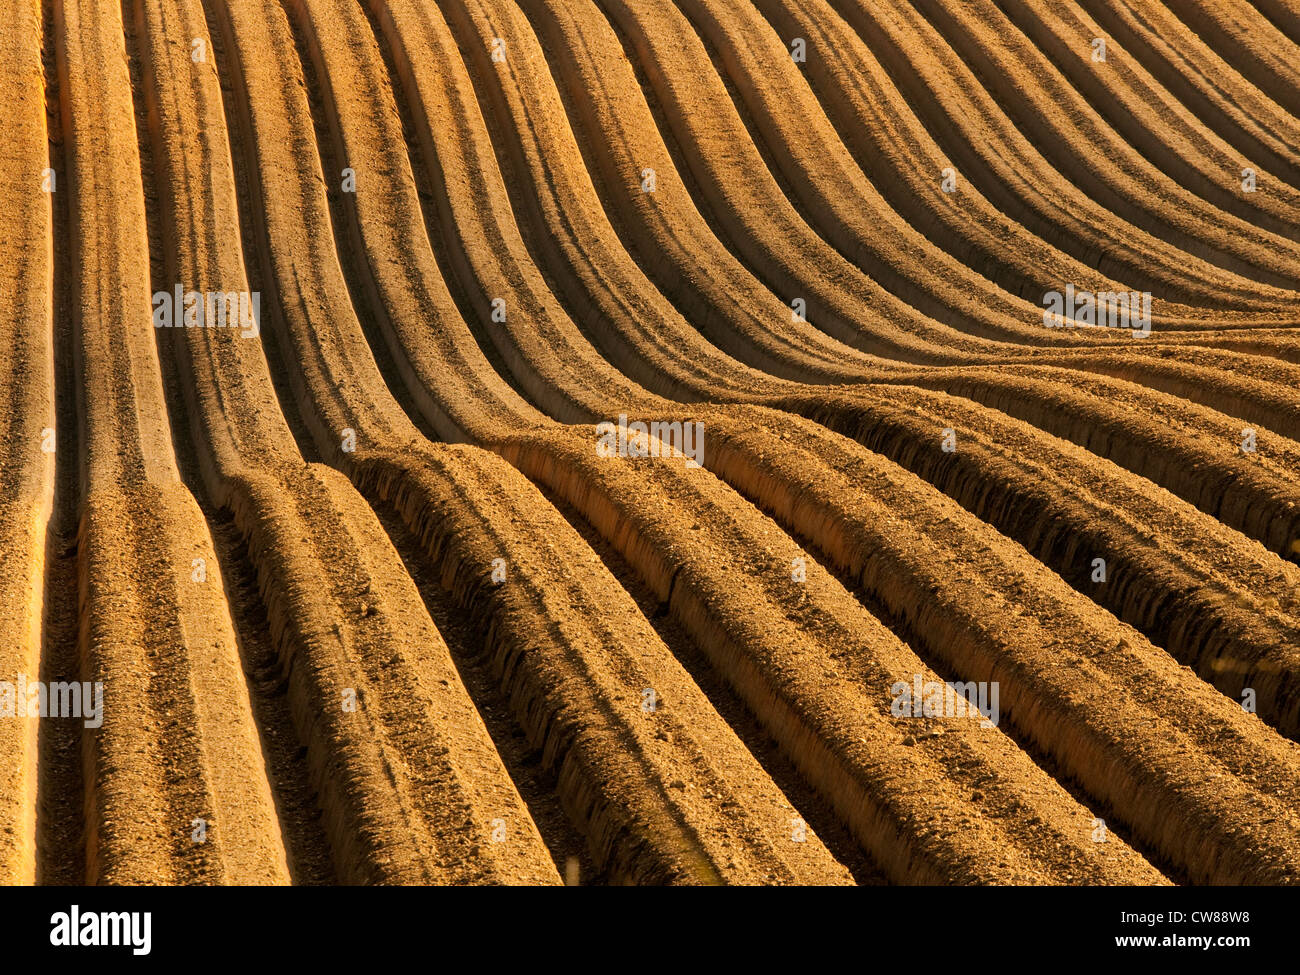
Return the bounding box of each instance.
[5,0,1300,885]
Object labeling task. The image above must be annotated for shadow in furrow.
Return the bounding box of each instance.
[322,0,540,416]
[206,517,336,885]
[125,0,326,882]
[373,503,602,884]
[199,0,322,465]
[531,482,888,886]
[34,0,84,885]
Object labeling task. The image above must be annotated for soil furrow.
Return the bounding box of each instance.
[136,0,558,884]
[298,0,1169,884]
[777,384,1300,737]
[55,0,288,883]
[1165,0,1300,121]
[996,0,1300,240]
[0,0,59,886]
[1075,0,1300,193]
[751,0,1247,315]
[688,405,1300,883]
[18,0,1300,889]
[219,0,857,885]
[826,0,1296,309]
[910,0,1300,288]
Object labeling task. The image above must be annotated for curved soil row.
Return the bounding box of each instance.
[777,384,1300,737]
[294,0,1172,883]
[1077,0,1300,195]
[909,0,1300,289]
[25,0,1300,887]
[749,0,1263,317]
[521,0,986,371]
[55,0,288,884]
[675,0,1294,337]
[998,0,1300,240]
[215,0,858,884]
[332,0,1300,560]
[690,404,1300,883]
[135,0,558,884]
[823,0,1297,309]
[0,0,58,886]
[864,365,1300,561]
[1165,0,1300,121]
[499,428,1167,884]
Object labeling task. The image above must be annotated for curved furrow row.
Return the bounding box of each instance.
[344,0,1300,662]
[865,365,1300,560]
[749,0,1265,319]
[293,0,1178,883]
[520,0,1009,368]
[16,0,1300,888]
[451,0,1300,881]
[367,0,1300,532]
[995,0,1300,241]
[475,0,1300,437]
[382,0,1300,628]
[1024,346,1300,446]
[907,0,1300,290]
[133,0,558,884]
[334,0,1300,884]
[1252,0,1300,46]
[418,61,1300,706]
[356,449,854,885]
[1076,0,1300,195]
[498,428,1168,884]
[821,0,1296,310]
[601,0,1124,347]
[364,0,1300,717]
[433,0,1300,441]
[691,405,1300,884]
[0,0,57,885]
[52,0,287,884]
[422,0,791,401]
[310,0,679,422]
[672,0,1299,338]
[777,384,1300,736]
[431,0,1300,525]
[1166,0,1300,120]
[207,0,856,886]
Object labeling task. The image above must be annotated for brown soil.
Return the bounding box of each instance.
[4,0,1300,884]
